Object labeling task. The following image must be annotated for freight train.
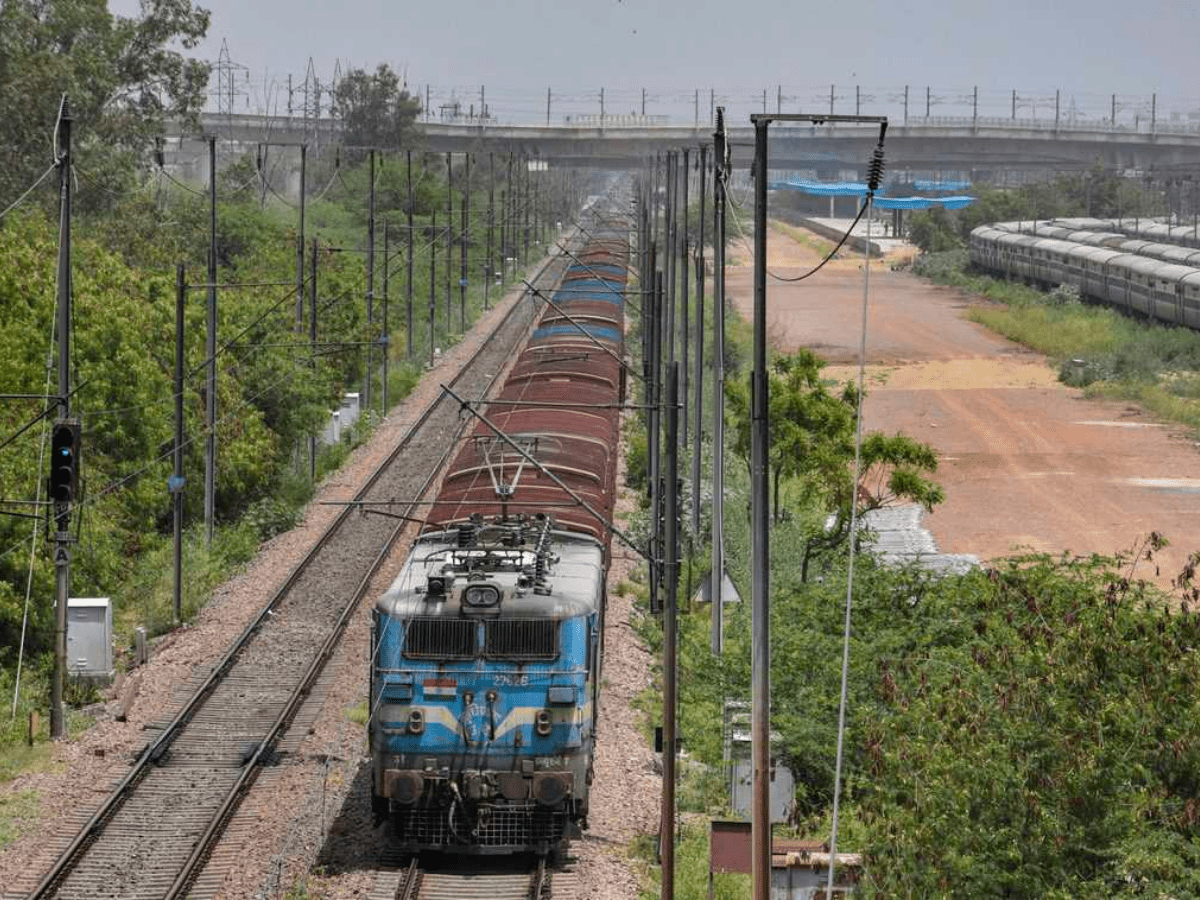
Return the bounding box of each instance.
[368,215,630,856]
[969,221,1200,328]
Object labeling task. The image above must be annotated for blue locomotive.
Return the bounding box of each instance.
[369,227,628,855]
[369,515,603,854]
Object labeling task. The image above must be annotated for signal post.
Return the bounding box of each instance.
[50,97,76,739]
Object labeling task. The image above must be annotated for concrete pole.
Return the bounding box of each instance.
[309,237,318,481]
[750,114,772,900]
[297,144,306,326]
[661,362,680,900]
[407,150,414,358]
[711,111,727,655]
[173,265,185,626]
[446,153,453,331]
[486,152,494,310]
[366,149,375,412]
[692,143,707,539]
[429,212,437,368]
[382,221,390,413]
[204,135,217,547]
[681,147,690,455]
[51,97,73,740]
[460,154,470,332]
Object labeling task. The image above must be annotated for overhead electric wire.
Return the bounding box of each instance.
[0,162,58,222]
[156,164,206,197]
[10,245,59,721]
[826,194,875,896]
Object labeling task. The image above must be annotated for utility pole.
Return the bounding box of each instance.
[460,154,470,332]
[522,154,531,261]
[406,149,414,359]
[693,144,707,538]
[204,135,217,547]
[711,109,727,655]
[750,113,771,900]
[681,148,690,456]
[666,152,677,373]
[546,87,551,126]
[429,212,437,368]
[366,149,376,413]
[646,264,662,616]
[661,362,680,900]
[296,144,307,327]
[50,95,73,741]
[382,221,390,413]
[309,238,319,480]
[746,111,887,900]
[446,153,453,333]
[486,152,494,310]
[173,265,186,626]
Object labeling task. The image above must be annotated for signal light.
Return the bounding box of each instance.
[50,420,80,508]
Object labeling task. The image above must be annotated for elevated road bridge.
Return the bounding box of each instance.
[166,111,1200,188]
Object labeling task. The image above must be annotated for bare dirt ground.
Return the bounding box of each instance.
[725,224,1200,589]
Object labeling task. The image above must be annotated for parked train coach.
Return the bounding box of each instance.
[969,224,1200,329]
[368,228,630,856]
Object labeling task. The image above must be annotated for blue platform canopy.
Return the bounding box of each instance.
[769,180,975,209]
[770,180,869,196]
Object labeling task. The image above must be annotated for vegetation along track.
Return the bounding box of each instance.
[367,857,576,900]
[21,247,575,900]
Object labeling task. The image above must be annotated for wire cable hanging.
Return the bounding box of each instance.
[826,135,887,893]
[0,163,58,222]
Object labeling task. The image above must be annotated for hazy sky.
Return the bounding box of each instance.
[109,0,1200,125]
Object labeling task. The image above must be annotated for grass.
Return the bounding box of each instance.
[916,250,1200,436]
[634,820,751,900]
[775,222,837,258]
[0,790,39,850]
[344,700,368,726]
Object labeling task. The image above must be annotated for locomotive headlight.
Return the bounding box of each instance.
[407,709,425,734]
[535,709,553,737]
[464,584,501,607]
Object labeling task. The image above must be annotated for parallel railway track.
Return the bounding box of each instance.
[16,249,573,900]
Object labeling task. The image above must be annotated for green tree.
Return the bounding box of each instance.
[857,547,1200,897]
[725,348,943,580]
[331,64,422,150]
[0,0,210,212]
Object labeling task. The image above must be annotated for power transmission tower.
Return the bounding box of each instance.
[212,39,247,150]
[302,58,322,147]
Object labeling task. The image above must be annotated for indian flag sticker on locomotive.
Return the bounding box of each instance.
[423,677,458,697]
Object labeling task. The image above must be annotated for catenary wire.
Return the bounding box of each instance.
[826,194,874,894]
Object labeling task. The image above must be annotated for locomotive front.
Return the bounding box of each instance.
[370,515,602,854]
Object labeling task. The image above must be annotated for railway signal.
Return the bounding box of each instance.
[50,419,80,529]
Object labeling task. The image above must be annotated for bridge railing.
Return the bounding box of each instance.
[902,115,1200,136]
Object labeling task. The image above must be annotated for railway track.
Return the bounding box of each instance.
[368,858,579,900]
[15,248,575,900]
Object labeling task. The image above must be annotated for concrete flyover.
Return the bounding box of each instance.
[166,112,1200,184]
[419,119,1200,178]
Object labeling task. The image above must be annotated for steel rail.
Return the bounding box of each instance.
[397,859,421,900]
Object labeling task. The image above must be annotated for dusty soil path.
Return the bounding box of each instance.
[724,224,1200,588]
